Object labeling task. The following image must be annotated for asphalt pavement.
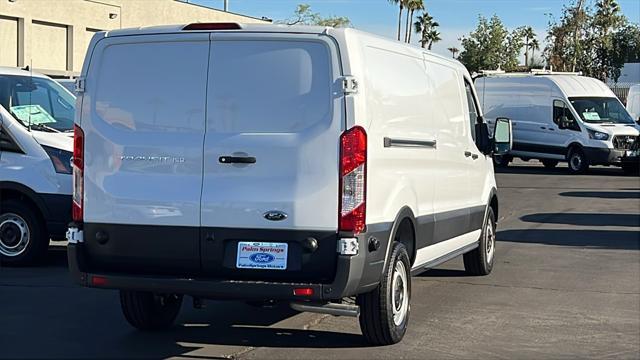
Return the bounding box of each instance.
[1,160,639,359]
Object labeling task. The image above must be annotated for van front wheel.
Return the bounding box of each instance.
[463,207,496,276]
[567,148,589,174]
[0,199,48,265]
[357,242,411,345]
[120,291,183,331]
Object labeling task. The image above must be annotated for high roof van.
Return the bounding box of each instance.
[0,66,75,264]
[627,84,640,124]
[476,72,639,174]
[66,23,512,345]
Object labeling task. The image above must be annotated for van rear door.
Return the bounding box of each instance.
[81,34,209,274]
[200,34,343,282]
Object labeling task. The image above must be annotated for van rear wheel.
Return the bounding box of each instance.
[357,242,411,345]
[493,155,512,168]
[120,291,183,330]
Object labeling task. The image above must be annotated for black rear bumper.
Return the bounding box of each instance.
[67,224,389,301]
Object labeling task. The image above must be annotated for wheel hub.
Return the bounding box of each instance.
[0,214,30,257]
[485,220,495,264]
[391,261,409,326]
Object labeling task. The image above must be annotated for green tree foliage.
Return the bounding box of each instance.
[458,15,524,73]
[545,0,639,82]
[281,4,351,28]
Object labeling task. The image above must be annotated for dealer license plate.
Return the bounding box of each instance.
[236,242,288,270]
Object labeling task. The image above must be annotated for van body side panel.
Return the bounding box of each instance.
[360,40,436,253]
[81,34,210,273]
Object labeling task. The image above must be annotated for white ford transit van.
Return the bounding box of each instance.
[66,23,511,345]
[627,84,640,124]
[476,72,639,174]
[0,66,75,264]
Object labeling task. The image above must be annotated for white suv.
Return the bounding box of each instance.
[0,66,75,264]
[67,23,512,345]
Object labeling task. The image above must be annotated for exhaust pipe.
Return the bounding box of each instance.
[290,302,359,317]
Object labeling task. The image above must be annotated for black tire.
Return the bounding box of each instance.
[120,291,183,331]
[357,242,411,345]
[567,147,589,174]
[463,207,496,276]
[541,159,559,169]
[0,199,49,265]
[493,155,512,168]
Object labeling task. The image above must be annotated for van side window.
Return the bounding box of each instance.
[0,125,22,153]
[464,80,479,141]
[553,100,579,131]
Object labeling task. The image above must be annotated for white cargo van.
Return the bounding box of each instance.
[627,84,640,124]
[66,23,512,345]
[0,66,74,264]
[476,72,639,173]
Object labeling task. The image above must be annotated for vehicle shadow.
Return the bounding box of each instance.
[559,191,640,199]
[417,268,468,277]
[498,229,640,250]
[496,164,626,176]
[520,213,640,227]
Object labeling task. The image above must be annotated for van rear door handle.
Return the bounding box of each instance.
[219,156,256,164]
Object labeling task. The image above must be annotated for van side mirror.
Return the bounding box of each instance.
[493,117,512,155]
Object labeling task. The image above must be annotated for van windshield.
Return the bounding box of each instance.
[569,97,634,124]
[0,75,76,132]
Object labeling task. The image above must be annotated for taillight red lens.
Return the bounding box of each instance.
[72,125,84,222]
[293,288,314,296]
[339,126,367,234]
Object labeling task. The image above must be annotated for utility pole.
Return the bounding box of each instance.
[224,0,228,11]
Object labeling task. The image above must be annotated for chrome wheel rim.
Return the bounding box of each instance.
[391,261,409,326]
[570,153,582,171]
[0,213,30,257]
[485,219,495,264]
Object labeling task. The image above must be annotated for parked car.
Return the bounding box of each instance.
[0,66,75,264]
[476,71,639,173]
[66,23,512,345]
[626,83,640,125]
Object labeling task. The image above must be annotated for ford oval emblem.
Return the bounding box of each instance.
[264,211,287,221]
[250,253,275,263]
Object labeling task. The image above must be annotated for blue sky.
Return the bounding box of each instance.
[192,0,640,60]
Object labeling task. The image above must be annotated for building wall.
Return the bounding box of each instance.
[0,0,265,76]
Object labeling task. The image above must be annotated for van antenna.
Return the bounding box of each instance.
[27,60,32,132]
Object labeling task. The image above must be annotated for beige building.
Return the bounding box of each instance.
[0,0,266,77]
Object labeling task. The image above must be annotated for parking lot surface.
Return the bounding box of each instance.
[1,160,639,359]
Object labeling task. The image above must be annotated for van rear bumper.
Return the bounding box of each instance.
[67,231,384,301]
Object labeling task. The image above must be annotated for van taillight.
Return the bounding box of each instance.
[183,23,241,31]
[339,126,367,234]
[72,125,84,222]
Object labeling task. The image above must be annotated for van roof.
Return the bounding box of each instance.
[480,73,615,98]
[100,23,467,75]
[0,66,49,79]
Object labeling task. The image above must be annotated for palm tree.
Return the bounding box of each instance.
[521,26,536,67]
[447,47,459,58]
[426,29,441,50]
[405,0,424,43]
[414,11,440,49]
[389,0,405,41]
[528,38,540,67]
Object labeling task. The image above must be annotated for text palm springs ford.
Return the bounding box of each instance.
[66,23,512,345]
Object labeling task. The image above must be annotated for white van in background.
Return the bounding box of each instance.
[476,72,639,174]
[626,84,640,124]
[0,66,75,264]
[67,23,512,345]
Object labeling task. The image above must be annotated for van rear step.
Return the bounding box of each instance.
[290,302,360,317]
